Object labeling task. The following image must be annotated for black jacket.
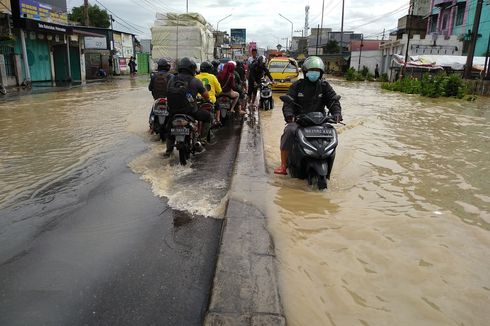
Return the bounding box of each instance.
[248,62,273,83]
[282,79,341,121]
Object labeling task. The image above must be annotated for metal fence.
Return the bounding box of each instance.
[0,45,15,76]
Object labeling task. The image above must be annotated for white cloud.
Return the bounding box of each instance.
[69,0,409,48]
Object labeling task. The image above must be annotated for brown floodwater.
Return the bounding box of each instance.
[0,79,150,209]
[0,78,235,218]
[261,80,490,326]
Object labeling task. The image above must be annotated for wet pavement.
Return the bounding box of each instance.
[0,78,241,325]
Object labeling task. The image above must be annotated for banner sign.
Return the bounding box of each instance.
[230,28,246,45]
[17,0,68,24]
[84,36,108,49]
[24,18,68,33]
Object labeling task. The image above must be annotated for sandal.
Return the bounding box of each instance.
[273,166,287,175]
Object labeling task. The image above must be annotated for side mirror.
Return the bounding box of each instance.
[280,95,294,104]
[332,95,341,101]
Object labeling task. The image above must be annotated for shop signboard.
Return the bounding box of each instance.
[230,28,246,45]
[84,36,108,49]
[119,57,127,71]
[113,32,122,55]
[14,0,68,25]
[121,33,133,58]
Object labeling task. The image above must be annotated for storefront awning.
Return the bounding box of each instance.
[72,29,105,37]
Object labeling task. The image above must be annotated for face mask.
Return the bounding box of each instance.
[306,71,321,82]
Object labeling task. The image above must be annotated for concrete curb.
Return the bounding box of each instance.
[205,117,286,326]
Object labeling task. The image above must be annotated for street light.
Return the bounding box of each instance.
[217,14,232,32]
[278,13,293,51]
[215,14,232,59]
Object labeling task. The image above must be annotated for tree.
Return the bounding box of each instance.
[69,4,110,28]
[324,40,340,54]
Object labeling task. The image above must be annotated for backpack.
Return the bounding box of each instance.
[167,75,195,113]
[152,72,170,99]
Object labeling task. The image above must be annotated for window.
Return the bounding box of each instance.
[429,15,438,33]
[268,61,297,73]
[456,3,465,26]
[441,13,448,30]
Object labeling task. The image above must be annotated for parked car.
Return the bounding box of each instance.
[268,57,300,91]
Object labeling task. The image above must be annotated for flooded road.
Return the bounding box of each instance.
[0,78,241,325]
[261,81,490,325]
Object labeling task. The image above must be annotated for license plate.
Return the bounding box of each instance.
[154,108,169,116]
[303,127,333,137]
[171,128,190,136]
[220,103,230,109]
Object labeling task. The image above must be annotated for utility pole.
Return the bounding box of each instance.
[402,3,414,78]
[339,0,345,55]
[484,33,490,80]
[316,24,320,55]
[319,0,325,53]
[304,6,310,37]
[358,34,364,71]
[109,14,114,75]
[84,0,89,26]
[186,0,189,13]
[464,0,483,79]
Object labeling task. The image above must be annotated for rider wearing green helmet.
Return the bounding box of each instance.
[274,56,343,175]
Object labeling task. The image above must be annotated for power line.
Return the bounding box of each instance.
[348,4,409,30]
[93,0,147,33]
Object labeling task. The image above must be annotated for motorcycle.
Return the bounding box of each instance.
[169,113,203,166]
[280,95,340,190]
[259,78,273,111]
[217,94,234,124]
[149,98,170,141]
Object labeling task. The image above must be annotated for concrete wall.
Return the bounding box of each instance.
[350,50,383,74]
[380,34,463,58]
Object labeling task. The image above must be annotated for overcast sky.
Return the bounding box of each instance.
[68,0,410,48]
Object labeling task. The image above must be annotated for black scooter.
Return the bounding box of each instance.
[149,98,170,141]
[280,95,340,190]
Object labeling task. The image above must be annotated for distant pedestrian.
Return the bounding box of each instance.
[128,56,137,77]
[374,64,380,79]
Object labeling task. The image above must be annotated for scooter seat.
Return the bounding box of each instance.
[172,114,196,123]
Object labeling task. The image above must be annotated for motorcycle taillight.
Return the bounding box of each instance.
[172,119,188,127]
[200,103,213,111]
[158,98,167,104]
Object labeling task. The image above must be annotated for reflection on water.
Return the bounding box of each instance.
[0,79,150,209]
[262,82,490,325]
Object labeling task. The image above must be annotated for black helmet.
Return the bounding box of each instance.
[157,58,170,71]
[178,57,197,75]
[200,61,213,73]
[257,55,266,65]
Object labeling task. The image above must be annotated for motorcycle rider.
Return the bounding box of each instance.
[247,48,258,66]
[196,61,222,104]
[273,56,343,175]
[211,60,220,76]
[149,58,172,99]
[218,61,242,115]
[166,57,212,154]
[196,61,222,124]
[247,55,274,108]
